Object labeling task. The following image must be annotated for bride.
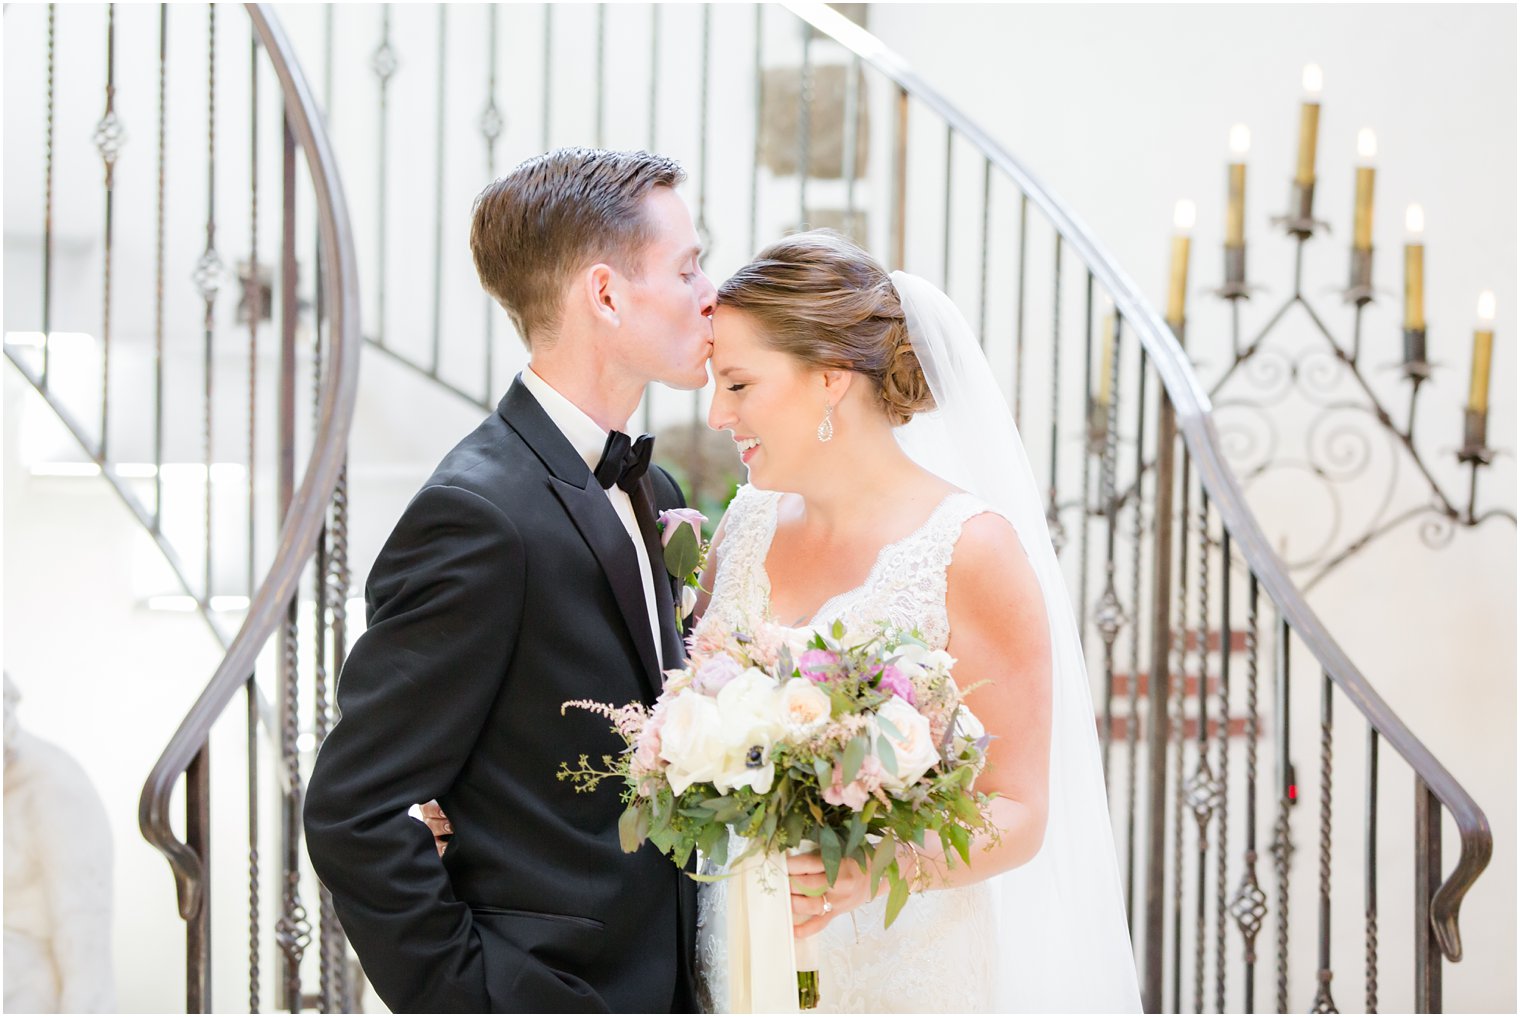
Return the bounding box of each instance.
[689,230,1140,1013]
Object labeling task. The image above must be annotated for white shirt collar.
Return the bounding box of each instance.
[518,367,613,474]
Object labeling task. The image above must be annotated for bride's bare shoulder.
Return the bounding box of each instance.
[947,511,1043,615]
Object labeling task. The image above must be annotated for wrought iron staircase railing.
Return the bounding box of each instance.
[304,3,1489,1011]
[5,2,360,1010]
[4,2,1492,1013]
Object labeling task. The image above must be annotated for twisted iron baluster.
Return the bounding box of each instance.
[1013,194,1027,428]
[1214,531,1233,1014]
[1170,458,1193,1013]
[977,160,991,346]
[198,3,222,607]
[594,5,605,147]
[329,461,354,1012]
[541,5,552,150]
[941,126,952,286]
[480,5,502,403]
[372,7,395,348]
[748,5,762,257]
[842,55,861,240]
[1046,235,1065,557]
[1123,344,1149,931]
[691,5,713,485]
[1186,493,1220,1013]
[1365,727,1379,1014]
[246,22,260,1013]
[96,4,122,459]
[42,4,56,389]
[153,5,166,528]
[1310,674,1338,1013]
[1229,575,1267,1012]
[1077,275,1095,683]
[1095,313,1125,786]
[275,116,312,1012]
[430,5,447,376]
[1273,617,1294,1014]
[642,5,661,435]
[797,20,813,227]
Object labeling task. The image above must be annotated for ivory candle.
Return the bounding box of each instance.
[1403,204,1425,331]
[1226,125,1250,247]
[1352,129,1376,252]
[1469,291,1496,414]
[1167,201,1195,330]
[1295,65,1323,187]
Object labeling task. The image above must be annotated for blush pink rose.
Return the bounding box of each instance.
[693,654,744,695]
[822,753,886,811]
[798,649,840,682]
[876,664,916,705]
[633,704,668,774]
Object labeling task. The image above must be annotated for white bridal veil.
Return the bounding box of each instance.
[891,271,1142,1012]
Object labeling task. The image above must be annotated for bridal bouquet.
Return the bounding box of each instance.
[558,619,998,928]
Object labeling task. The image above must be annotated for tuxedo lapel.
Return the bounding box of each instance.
[548,476,664,700]
[501,380,664,701]
[631,477,685,670]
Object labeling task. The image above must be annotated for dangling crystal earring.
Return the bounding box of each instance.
[817,402,835,443]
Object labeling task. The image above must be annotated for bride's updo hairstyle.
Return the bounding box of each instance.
[717,230,935,426]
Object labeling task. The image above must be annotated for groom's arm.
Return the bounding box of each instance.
[303,483,523,1014]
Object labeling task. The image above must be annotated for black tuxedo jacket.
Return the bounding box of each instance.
[304,380,696,1013]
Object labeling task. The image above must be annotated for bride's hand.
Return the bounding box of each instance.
[787,853,870,939]
[418,800,451,857]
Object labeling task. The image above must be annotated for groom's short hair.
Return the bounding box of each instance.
[470,148,686,349]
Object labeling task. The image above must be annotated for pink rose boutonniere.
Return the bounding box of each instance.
[657,507,710,626]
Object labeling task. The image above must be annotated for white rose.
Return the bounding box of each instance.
[658,691,727,794]
[952,705,986,751]
[875,696,940,789]
[715,669,783,746]
[680,585,698,619]
[892,643,954,676]
[777,677,832,735]
[712,669,784,795]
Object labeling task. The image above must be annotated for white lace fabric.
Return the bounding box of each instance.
[692,485,1001,1013]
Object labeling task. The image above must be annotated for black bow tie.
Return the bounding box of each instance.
[594,430,655,492]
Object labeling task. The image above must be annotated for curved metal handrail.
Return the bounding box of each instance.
[138,1,362,922]
[785,0,1489,960]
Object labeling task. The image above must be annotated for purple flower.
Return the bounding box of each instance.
[798,649,840,682]
[693,654,743,695]
[658,507,708,547]
[876,664,916,705]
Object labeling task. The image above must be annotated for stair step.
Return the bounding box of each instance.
[1101,716,1253,741]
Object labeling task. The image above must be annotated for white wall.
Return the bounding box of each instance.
[867,3,1516,1012]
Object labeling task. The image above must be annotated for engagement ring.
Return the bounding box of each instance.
[822,896,833,915]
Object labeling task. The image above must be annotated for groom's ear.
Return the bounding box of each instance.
[583,263,621,327]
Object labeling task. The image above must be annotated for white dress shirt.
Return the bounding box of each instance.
[518,368,665,668]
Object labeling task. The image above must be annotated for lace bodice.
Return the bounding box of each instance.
[696,485,993,653]
[693,485,1002,1013]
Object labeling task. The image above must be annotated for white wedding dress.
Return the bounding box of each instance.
[692,484,1001,1014]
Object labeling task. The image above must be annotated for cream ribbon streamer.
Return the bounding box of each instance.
[724,849,817,1013]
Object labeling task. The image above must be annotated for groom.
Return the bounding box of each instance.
[304,148,717,1013]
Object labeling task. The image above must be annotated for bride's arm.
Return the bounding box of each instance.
[688,507,732,626]
[790,513,1051,934]
[913,511,1053,887]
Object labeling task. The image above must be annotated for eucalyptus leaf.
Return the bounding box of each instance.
[819,825,843,886]
[842,735,867,785]
[884,869,911,927]
[663,523,700,580]
[875,734,899,778]
[844,814,867,857]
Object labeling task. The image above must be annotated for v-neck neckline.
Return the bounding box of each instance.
[757,491,963,629]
